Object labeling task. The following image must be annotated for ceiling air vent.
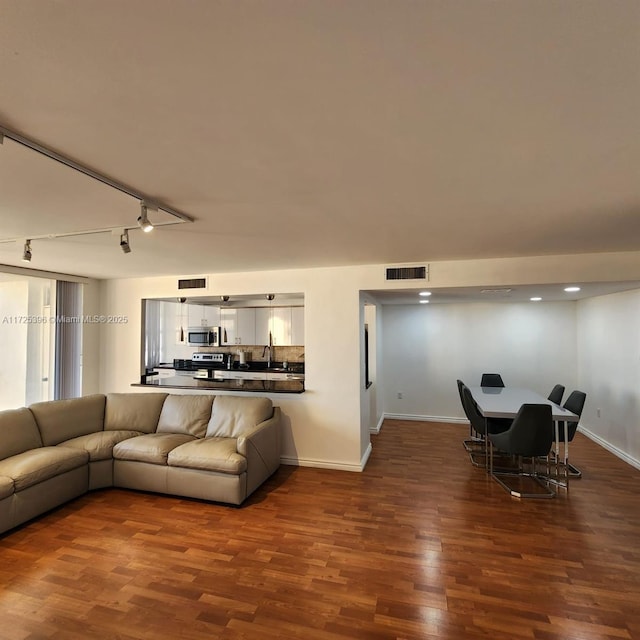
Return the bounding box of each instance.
[385,265,428,281]
[178,277,207,290]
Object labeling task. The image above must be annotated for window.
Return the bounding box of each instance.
[0,272,83,409]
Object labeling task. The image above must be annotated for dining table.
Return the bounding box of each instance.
[467,386,579,487]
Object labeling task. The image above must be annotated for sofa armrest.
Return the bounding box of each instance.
[236,407,281,498]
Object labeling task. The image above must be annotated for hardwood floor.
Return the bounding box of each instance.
[1,420,639,640]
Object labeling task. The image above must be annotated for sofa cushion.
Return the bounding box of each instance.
[0,407,43,461]
[0,447,88,491]
[113,433,195,465]
[30,394,106,446]
[168,438,247,475]
[0,476,14,499]
[58,430,143,461]
[206,396,273,438]
[104,393,168,433]
[156,395,214,438]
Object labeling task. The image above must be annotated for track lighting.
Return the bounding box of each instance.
[22,239,32,262]
[137,201,154,233]
[119,229,131,254]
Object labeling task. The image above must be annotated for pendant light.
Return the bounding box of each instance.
[178,297,186,342]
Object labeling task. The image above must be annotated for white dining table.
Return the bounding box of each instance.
[467,386,579,487]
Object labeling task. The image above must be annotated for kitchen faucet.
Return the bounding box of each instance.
[262,345,272,367]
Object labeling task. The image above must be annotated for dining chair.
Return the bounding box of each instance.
[461,385,511,468]
[488,403,555,498]
[547,384,565,405]
[458,379,483,453]
[480,373,505,387]
[556,390,587,477]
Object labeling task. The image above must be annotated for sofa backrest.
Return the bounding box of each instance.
[206,396,273,438]
[105,392,168,433]
[156,394,214,438]
[29,394,106,446]
[0,407,44,461]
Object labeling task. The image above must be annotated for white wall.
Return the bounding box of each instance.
[381,301,577,420]
[92,251,640,471]
[577,289,640,466]
[98,267,367,471]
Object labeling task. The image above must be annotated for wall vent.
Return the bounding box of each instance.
[178,277,207,290]
[385,265,428,281]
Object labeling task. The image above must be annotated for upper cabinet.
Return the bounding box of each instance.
[236,308,256,345]
[220,308,256,345]
[255,306,304,346]
[291,306,305,345]
[187,303,219,327]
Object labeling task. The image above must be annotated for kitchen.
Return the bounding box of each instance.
[139,293,305,393]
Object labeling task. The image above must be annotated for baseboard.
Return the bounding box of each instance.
[382,413,468,425]
[280,452,369,473]
[577,425,640,471]
[369,414,385,434]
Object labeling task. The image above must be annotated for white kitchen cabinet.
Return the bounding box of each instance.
[187,303,218,328]
[255,306,302,346]
[270,307,291,346]
[236,308,256,345]
[290,306,304,345]
[220,308,257,345]
[204,305,220,326]
[266,371,305,381]
[254,308,270,346]
[220,308,236,345]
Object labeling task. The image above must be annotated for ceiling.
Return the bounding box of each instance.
[368,281,640,305]
[0,1,639,283]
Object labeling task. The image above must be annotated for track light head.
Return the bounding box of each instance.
[22,239,32,262]
[119,230,131,254]
[137,201,154,232]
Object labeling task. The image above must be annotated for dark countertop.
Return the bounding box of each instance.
[133,374,304,394]
[154,361,305,374]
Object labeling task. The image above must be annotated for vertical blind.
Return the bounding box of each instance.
[54,280,82,399]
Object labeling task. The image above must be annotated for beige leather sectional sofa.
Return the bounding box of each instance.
[0,392,281,536]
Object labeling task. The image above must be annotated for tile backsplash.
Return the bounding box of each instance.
[172,344,305,365]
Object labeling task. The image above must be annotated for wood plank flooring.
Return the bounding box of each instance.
[1,420,640,640]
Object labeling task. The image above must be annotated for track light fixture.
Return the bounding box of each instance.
[137,201,155,233]
[119,229,131,254]
[22,239,32,262]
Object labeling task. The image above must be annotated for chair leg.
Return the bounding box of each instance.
[463,422,484,453]
[490,453,556,499]
[567,463,582,478]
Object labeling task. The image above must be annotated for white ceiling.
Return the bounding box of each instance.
[368,281,640,305]
[0,1,639,285]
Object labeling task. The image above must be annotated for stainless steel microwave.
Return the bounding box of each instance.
[187,326,221,347]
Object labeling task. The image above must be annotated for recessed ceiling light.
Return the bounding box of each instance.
[419,291,431,297]
[419,300,430,304]
[564,286,581,293]
[530,297,542,302]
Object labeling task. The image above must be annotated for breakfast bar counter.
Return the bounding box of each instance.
[133,375,305,394]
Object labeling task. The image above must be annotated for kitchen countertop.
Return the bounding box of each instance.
[154,361,305,374]
[133,374,304,394]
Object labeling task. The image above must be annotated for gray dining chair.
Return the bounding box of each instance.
[458,379,483,453]
[481,373,505,387]
[461,385,511,469]
[547,384,565,405]
[488,403,555,498]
